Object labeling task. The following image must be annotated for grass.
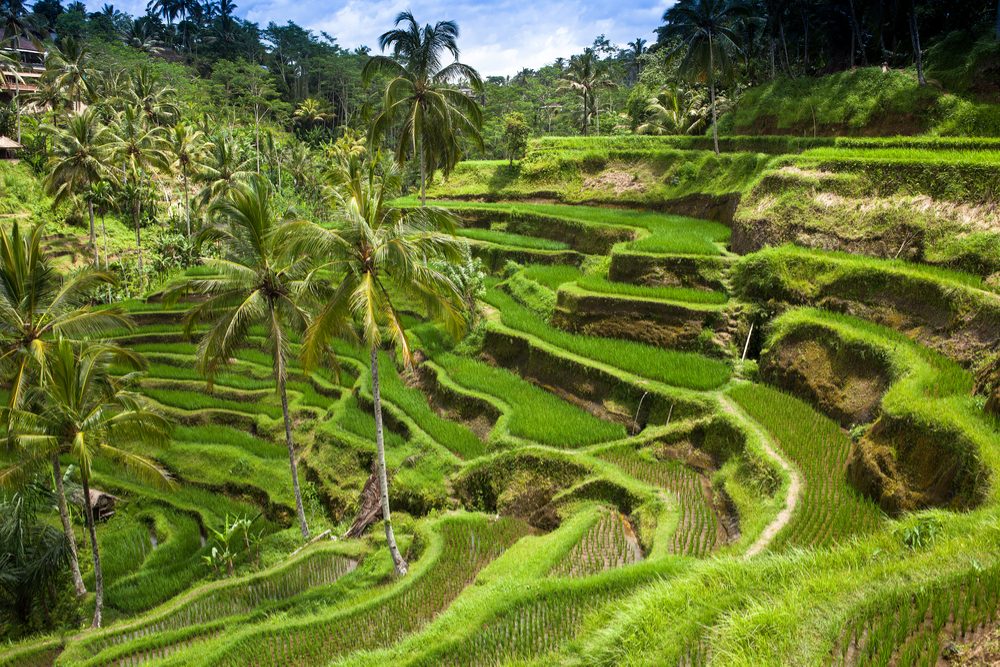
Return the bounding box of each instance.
[417,198,730,257]
[206,516,530,666]
[550,507,642,578]
[458,228,570,251]
[727,382,885,551]
[483,287,731,391]
[412,323,627,448]
[599,446,724,558]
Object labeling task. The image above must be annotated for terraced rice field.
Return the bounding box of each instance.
[16,168,1000,667]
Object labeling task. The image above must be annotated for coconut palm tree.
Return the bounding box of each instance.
[627,37,647,84]
[294,151,466,576]
[44,109,109,266]
[363,11,484,206]
[637,86,705,135]
[167,123,209,238]
[0,222,125,599]
[180,176,315,540]
[558,49,616,136]
[45,37,92,116]
[661,0,742,154]
[106,106,169,276]
[293,98,331,132]
[196,134,253,208]
[128,66,180,127]
[5,338,170,628]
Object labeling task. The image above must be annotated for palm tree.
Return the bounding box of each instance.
[0,222,125,599]
[44,109,109,266]
[196,134,252,208]
[128,66,180,127]
[46,37,92,116]
[6,338,170,628]
[168,123,209,238]
[180,176,314,540]
[293,98,331,131]
[295,152,466,576]
[558,49,616,136]
[661,0,742,154]
[106,106,169,277]
[627,37,647,84]
[363,11,484,206]
[637,86,704,135]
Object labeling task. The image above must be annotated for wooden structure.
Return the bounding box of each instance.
[0,135,20,160]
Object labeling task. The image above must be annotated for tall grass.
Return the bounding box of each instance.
[727,383,885,550]
[484,288,731,390]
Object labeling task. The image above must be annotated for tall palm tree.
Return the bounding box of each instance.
[363,11,484,206]
[168,123,209,238]
[196,134,252,208]
[661,0,742,154]
[6,338,170,628]
[44,109,109,266]
[128,66,180,127]
[295,152,466,576]
[627,37,647,84]
[0,222,125,599]
[45,37,92,116]
[106,106,169,276]
[558,49,616,136]
[180,176,314,540]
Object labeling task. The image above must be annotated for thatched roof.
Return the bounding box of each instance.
[0,136,21,150]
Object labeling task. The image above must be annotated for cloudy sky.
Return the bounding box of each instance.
[87,0,674,76]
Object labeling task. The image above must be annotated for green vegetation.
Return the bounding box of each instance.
[3,0,1000,663]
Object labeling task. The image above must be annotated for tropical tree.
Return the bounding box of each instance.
[293,97,331,131]
[0,222,124,598]
[661,0,742,154]
[558,49,616,135]
[636,86,705,135]
[363,11,484,205]
[45,37,92,115]
[0,481,77,635]
[180,176,314,540]
[44,109,109,266]
[196,134,252,207]
[167,123,209,237]
[295,152,466,576]
[106,106,169,276]
[128,66,180,127]
[5,338,170,627]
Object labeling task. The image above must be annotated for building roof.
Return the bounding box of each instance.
[0,136,22,150]
[0,30,44,54]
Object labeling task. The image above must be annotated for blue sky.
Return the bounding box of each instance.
[89,0,674,76]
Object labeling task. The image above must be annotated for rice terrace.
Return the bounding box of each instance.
[2,0,1000,665]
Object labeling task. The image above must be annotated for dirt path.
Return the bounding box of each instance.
[717,394,802,559]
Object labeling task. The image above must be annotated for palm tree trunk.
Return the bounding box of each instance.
[370,345,407,576]
[419,146,427,207]
[277,365,309,540]
[52,454,86,597]
[134,200,143,277]
[80,471,103,628]
[709,35,719,156]
[910,2,926,85]
[183,170,191,237]
[88,200,98,267]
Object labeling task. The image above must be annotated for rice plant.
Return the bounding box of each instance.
[600,447,724,557]
[551,508,643,578]
[211,517,530,666]
[728,384,885,550]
